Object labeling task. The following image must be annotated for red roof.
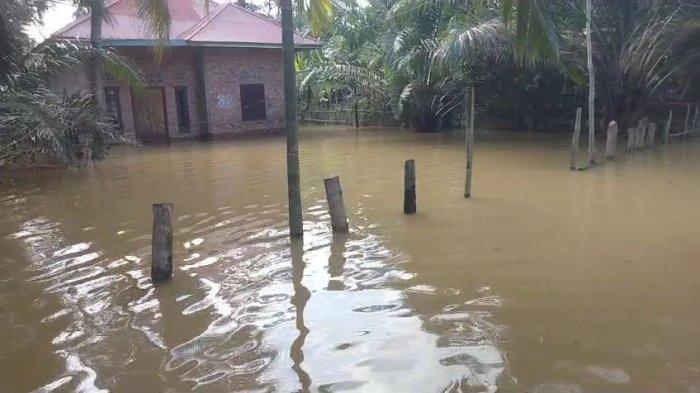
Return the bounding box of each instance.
[50,0,320,48]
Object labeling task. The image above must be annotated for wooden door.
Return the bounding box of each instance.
[133,87,168,142]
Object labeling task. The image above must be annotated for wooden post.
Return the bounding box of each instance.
[635,117,648,150]
[570,107,582,170]
[626,127,636,152]
[691,104,699,134]
[324,176,348,232]
[645,122,656,148]
[354,103,359,128]
[684,103,691,132]
[152,203,173,282]
[605,120,617,159]
[663,110,673,147]
[464,87,475,198]
[404,159,416,214]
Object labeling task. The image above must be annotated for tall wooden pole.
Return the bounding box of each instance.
[663,110,673,147]
[636,117,648,150]
[281,0,303,238]
[605,120,617,159]
[404,159,416,214]
[570,107,582,170]
[464,87,475,198]
[324,176,348,232]
[586,0,596,166]
[152,203,173,282]
[645,123,656,148]
[626,127,635,152]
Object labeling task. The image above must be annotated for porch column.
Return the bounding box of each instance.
[194,47,210,139]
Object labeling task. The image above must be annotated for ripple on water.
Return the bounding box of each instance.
[5,195,506,392]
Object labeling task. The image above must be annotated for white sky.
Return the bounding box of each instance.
[25,0,282,44]
[26,0,78,43]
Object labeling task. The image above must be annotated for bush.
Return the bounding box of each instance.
[0,88,136,167]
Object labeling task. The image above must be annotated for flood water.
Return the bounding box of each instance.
[1,126,699,392]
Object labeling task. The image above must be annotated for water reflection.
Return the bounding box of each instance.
[327,232,348,291]
[290,238,311,392]
[1,128,698,392]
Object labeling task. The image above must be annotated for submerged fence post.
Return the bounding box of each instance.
[404,159,416,214]
[692,104,699,134]
[464,87,475,198]
[664,110,673,147]
[152,203,174,283]
[324,176,348,233]
[635,117,648,150]
[646,123,657,148]
[570,107,582,170]
[684,103,691,132]
[605,120,618,159]
[627,127,636,152]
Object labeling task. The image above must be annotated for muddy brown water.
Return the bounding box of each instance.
[1,126,699,392]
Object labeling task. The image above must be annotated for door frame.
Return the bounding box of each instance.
[131,86,170,143]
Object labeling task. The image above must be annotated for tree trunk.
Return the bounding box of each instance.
[586,0,596,166]
[281,0,303,238]
[464,87,475,198]
[89,0,104,108]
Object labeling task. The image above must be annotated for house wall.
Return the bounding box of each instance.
[202,47,285,136]
[47,46,286,141]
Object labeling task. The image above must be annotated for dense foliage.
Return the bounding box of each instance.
[0,88,133,167]
[297,0,699,132]
[0,0,173,168]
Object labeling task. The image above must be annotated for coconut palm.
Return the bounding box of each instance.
[385,0,506,130]
[80,0,171,105]
[0,42,144,167]
[281,0,334,238]
[296,3,390,122]
[502,0,697,133]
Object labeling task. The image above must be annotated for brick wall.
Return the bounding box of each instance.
[202,47,285,136]
[48,46,286,141]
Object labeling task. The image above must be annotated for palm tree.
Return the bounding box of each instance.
[503,0,695,133]
[381,0,499,130]
[82,0,171,106]
[281,0,333,238]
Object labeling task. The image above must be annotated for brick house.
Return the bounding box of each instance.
[47,0,319,141]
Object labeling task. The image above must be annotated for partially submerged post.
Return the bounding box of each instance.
[324,176,348,232]
[663,110,673,147]
[464,87,475,198]
[404,159,416,214]
[635,117,648,150]
[683,103,691,132]
[646,123,657,148]
[152,203,174,283]
[570,107,582,170]
[605,120,618,159]
[626,127,636,152]
[691,104,699,134]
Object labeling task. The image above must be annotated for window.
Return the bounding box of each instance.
[240,84,266,121]
[174,87,191,133]
[104,87,123,131]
